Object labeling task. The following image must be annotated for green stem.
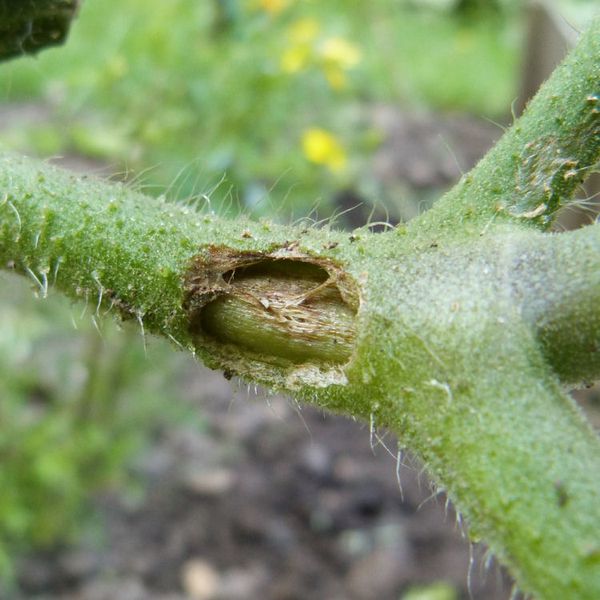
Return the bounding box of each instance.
[2,151,600,598]
[513,225,600,384]
[0,153,351,374]
[407,352,600,599]
[330,227,600,599]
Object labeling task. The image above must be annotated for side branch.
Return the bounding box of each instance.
[413,16,600,236]
[514,224,600,384]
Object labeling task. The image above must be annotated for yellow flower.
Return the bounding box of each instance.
[106,54,129,80]
[281,45,311,73]
[258,0,289,15]
[289,18,320,44]
[318,36,362,69]
[318,37,362,89]
[280,22,361,90]
[280,19,319,74]
[323,66,346,90]
[302,128,347,173]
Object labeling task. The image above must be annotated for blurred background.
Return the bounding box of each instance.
[0,1,598,598]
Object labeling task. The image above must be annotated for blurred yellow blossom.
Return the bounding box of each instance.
[105,54,129,81]
[257,0,290,15]
[302,128,347,173]
[281,46,311,73]
[281,19,320,74]
[318,37,362,89]
[319,37,362,69]
[289,18,320,43]
[280,21,362,90]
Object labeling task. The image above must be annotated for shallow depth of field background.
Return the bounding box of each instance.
[0,1,598,599]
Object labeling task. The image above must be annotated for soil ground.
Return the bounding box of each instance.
[12,367,514,600]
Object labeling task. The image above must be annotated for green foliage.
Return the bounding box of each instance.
[0,273,192,580]
[0,0,520,216]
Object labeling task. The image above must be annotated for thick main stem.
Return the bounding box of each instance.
[0,154,352,370]
[333,229,600,599]
[2,153,600,599]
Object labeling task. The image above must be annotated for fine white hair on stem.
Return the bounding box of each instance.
[483,547,494,574]
[7,200,22,238]
[509,97,519,125]
[509,583,523,600]
[455,511,466,538]
[92,272,104,317]
[417,485,445,511]
[290,397,312,438]
[167,333,184,350]
[369,412,376,453]
[124,163,161,191]
[103,298,116,317]
[25,266,46,298]
[439,132,465,177]
[79,290,89,320]
[91,315,103,338]
[479,208,500,237]
[444,495,451,520]
[396,446,404,501]
[372,430,396,459]
[427,379,454,404]
[52,256,63,285]
[136,312,147,357]
[248,168,294,216]
[189,171,229,214]
[40,270,48,299]
[484,114,509,133]
[467,541,476,600]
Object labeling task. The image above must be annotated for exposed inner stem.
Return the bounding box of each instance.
[197,260,356,365]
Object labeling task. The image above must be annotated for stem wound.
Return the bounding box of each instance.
[184,246,359,379]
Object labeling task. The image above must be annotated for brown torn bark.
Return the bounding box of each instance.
[185,246,359,367]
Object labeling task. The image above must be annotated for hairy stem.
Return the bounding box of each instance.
[0,154,353,379]
[329,227,600,599]
[2,152,600,599]
[513,224,600,384]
